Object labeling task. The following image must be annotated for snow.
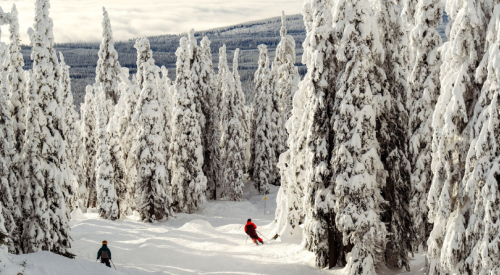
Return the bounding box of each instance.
[7,184,427,275]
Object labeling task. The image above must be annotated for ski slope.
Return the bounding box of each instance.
[10,184,426,275]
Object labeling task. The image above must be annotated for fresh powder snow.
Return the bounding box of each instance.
[7,184,427,275]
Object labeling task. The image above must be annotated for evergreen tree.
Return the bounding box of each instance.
[133,55,173,222]
[331,0,388,273]
[59,52,80,211]
[296,0,338,268]
[79,86,97,209]
[22,0,72,256]
[427,0,498,273]
[95,98,119,220]
[169,37,207,213]
[0,87,18,253]
[372,0,412,269]
[275,12,299,158]
[462,7,500,274]
[408,0,442,251]
[232,49,249,170]
[7,4,26,160]
[219,46,245,201]
[251,45,276,195]
[96,7,121,105]
[135,38,153,90]
[193,37,220,200]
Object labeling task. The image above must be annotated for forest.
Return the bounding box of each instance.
[1,0,499,275]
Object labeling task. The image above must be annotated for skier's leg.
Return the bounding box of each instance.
[258,238,264,244]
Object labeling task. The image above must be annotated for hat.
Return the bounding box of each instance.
[247,219,251,222]
[102,240,107,245]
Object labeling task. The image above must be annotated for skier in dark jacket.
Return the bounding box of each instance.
[245,219,264,245]
[97,240,112,267]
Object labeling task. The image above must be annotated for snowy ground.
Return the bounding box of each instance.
[11,184,426,275]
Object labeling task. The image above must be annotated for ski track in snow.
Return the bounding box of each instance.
[11,185,426,275]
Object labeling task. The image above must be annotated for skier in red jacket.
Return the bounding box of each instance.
[245,219,264,245]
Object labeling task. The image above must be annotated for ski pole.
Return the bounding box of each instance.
[245,236,248,244]
[110,260,117,270]
[256,230,270,241]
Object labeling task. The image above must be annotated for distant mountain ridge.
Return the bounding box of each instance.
[18,13,448,112]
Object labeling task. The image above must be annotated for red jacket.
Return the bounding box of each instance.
[245,221,259,239]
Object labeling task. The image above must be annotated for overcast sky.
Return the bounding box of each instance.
[0,0,303,44]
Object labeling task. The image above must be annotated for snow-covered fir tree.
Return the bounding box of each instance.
[135,37,153,90]
[427,0,498,273]
[296,0,338,268]
[461,7,500,274]
[192,37,221,200]
[158,66,173,156]
[250,45,276,195]
[407,0,442,251]
[108,72,133,217]
[95,8,128,216]
[22,0,72,256]
[331,0,388,273]
[274,11,299,158]
[0,88,18,253]
[232,49,249,169]
[169,36,207,213]
[59,52,80,211]
[79,86,97,209]
[7,5,26,161]
[133,54,173,222]
[95,98,119,220]
[20,71,49,254]
[372,0,412,269]
[96,7,121,105]
[219,45,245,201]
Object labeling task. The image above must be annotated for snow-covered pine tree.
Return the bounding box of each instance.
[133,54,173,222]
[251,45,276,195]
[427,0,498,272]
[408,0,442,251]
[461,7,500,274]
[0,86,18,253]
[118,69,141,198]
[96,7,121,105]
[193,37,220,200]
[7,5,26,162]
[95,98,118,220]
[297,0,338,268]
[331,0,388,273]
[232,49,249,169]
[20,71,49,254]
[23,0,72,256]
[372,0,412,269]
[274,11,299,159]
[96,8,127,216]
[157,66,173,192]
[219,46,245,201]
[59,52,80,211]
[169,37,207,213]
[135,37,153,90]
[108,72,133,217]
[79,86,97,209]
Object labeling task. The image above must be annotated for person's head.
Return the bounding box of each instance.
[247,219,251,223]
[102,240,108,245]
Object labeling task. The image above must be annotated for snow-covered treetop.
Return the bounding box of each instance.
[280,11,287,38]
[134,37,153,90]
[0,6,12,26]
[96,7,121,104]
[33,0,55,47]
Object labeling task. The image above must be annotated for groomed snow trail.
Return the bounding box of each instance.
[12,185,426,274]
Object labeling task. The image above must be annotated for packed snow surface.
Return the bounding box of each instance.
[10,185,426,274]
